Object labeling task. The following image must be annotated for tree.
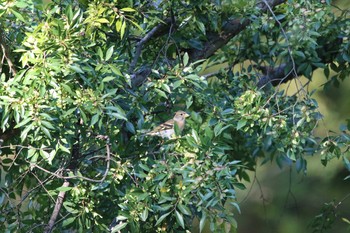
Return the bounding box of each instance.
[0,0,349,232]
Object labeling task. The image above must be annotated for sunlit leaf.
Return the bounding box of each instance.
[105,46,114,61]
[120,7,136,12]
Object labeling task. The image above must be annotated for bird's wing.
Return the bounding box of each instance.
[147,119,174,134]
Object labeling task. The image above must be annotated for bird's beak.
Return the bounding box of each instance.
[185,112,190,118]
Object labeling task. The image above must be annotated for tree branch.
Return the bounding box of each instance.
[30,135,111,183]
[44,180,70,233]
[43,135,110,232]
[189,0,287,61]
[256,35,345,88]
[257,64,294,88]
[128,18,174,74]
[129,0,287,86]
[0,28,17,75]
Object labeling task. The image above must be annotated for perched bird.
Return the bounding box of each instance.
[146,111,190,139]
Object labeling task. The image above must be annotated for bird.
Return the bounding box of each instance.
[146,111,190,139]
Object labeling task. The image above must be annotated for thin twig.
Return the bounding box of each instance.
[0,29,17,75]
[30,136,111,183]
[262,0,306,92]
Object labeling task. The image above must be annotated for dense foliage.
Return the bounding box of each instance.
[0,0,349,232]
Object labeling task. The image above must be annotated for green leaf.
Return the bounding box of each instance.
[116,216,128,221]
[1,110,9,131]
[173,80,183,89]
[222,108,234,115]
[204,127,213,140]
[1,158,13,164]
[233,182,246,190]
[97,47,104,60]
[215,124,231,136]
[66,5,73,22]
[62,217,76,227]
[108,112,127,121]
[199,212,207,233]
[41,120,55,129]
[343,53,350,62]
[275,14,285,20]
[90,114,99,126]
[324,67,330,78]
[139,163,150,171]
[56,186,73,192]
[230,202,241,214]
[102,76,116,82]
[30,152,39,163]
[129,20,143,31]
[10,9,25,22]
[40,125,52,139]
[155,212,171,226]
[59,144,70,154]
[21,123,34,141]
[214,122,223,137]
[15,1,29,8]
[0,193,4,205]
[236,119,247,130]
[126,122,135,134]
[120,20,126,38]
[15,117,32,128]
[155,89,167,99]
[196,21,206,35]
[177,203,191,216]
[186,96,193,108]
[111,222,128,233]
[61,84,75,95]
[191,129,200,144]
[175,210,185,229]
[0,96,15,103]
[39,149,50,161]
[343,156,350,172]
[96,18,109,23]
[312,62,325,68]
[294,50,305,59]
[161,83,171,93]
[69,65,84,74]
[183,52,189,66]
[226,215,237,228]
[184,74,200,81]
[120,7,136,12]
[116,19,122,32]
[105,46,114,61]
[140,208,148,221]
[27,148,37,159]
[105,105,126,115]
[109,64,123,76]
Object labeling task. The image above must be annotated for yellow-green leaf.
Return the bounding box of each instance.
[120,7,136,12]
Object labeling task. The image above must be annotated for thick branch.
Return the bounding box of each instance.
[189,0,286,60]
[44,180,70,233]
[128,18,173,74]
[130,0,287,85]
[257,34,345,88]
